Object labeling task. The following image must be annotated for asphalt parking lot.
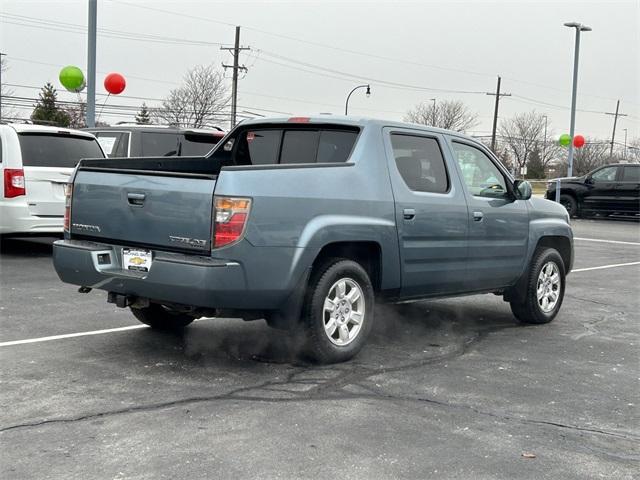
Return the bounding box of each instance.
[1,218,638,480]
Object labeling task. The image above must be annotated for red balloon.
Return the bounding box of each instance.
[573,134,585,148]
[104,73,126,95]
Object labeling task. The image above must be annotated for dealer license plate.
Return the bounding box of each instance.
[122,248,152,272]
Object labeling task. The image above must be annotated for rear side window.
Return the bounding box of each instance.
[390,134,449,193]
[622,166,639,182]
[180,133,222,156]
[18,133,104,168]
[141,132,179,156]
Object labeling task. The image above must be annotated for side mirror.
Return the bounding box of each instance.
[585,176,594,184]
[514,179,532,200]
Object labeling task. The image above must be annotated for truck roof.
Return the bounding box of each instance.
[239,115,478,142]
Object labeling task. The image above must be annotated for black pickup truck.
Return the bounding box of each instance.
[546,163,640,217]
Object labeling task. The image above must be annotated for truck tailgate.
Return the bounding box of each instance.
[70,169,215,253]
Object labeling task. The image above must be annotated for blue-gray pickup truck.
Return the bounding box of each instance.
[53,117,573,363]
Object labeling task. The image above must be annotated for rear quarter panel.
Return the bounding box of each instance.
[213,125,400,295]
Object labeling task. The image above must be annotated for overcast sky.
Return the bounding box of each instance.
[1,0,638,141]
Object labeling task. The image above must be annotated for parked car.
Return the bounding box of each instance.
[0,123,105,236]
[53,117,573,363]
[546,163,640,217]
[84,124,225,158]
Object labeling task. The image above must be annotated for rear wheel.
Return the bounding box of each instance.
[559,194,578,218]
[510,248,565,324]
[299,258,374,364]
[130,303,195,331]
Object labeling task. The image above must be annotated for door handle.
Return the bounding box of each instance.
[127,192,146,206]
[403,208,416,220]
[473,211,484,222]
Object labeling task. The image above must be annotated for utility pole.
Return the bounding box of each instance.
[221,26,249,128]
[0,52,6,122]
[623,128,628,160]
[605,99,627,159]
[86,0,97,127]
[486,76,511,153]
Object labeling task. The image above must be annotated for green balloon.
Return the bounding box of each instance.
[559,133,571,147]
[59,66,85,93]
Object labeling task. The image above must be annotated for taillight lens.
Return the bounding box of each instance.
[3,169,26,198]
[63,183,73,232]
[213,196,251,248]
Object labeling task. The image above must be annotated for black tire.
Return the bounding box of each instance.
[299,258,375,364]
[130,303,194,331]
[559,194,578,218]
[510,248,566,324]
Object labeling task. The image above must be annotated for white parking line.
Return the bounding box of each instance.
[2,256,639,348]
[572,261,640,273]
[0,325,147,347]
[574,237,640,246]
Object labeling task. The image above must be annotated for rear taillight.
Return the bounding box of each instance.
[213,196,251,248]
[63,183,73,232]
[3,169,26,198]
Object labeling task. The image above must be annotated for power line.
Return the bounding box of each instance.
[104,0,634,105]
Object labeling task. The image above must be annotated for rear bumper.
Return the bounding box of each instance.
[0,202,63,235]
[53,239,249,309]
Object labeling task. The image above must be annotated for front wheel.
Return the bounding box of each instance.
[299,258,375,364]
[559,194,578,218]
[510,248,566,324]
[130,303,195,331]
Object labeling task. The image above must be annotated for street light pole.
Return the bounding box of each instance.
[345,84,370,115]
[86,0,97,127]
[564,22,591,177]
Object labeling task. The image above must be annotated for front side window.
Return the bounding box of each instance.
[390,134,449,193]
[591,166,618,181]
[94,132,127,157]
[622,166,640,182]
[452,141,507,198]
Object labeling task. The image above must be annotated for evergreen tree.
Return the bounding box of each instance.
[526,149,546,179]
[135,103,151,124]
[31,83,71,127]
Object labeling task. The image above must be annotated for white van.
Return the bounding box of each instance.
[0,124,105,236]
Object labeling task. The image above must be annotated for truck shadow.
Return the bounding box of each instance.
[0,236,58,258]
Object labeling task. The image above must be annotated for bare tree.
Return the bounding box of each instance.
[625,138,640,163]
[498,111,548,176]
[565,140,611,176]
[1,56,17,120]
[405,100,478,133]
[154,64,230,128]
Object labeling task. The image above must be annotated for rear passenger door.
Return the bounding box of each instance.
[384,129,469,298]
[616,165,640,213]
[448,139,529,291]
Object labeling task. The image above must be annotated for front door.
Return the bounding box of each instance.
[615,165,640,214]
[447,139,529,291]
[583,165,620,213]
[384,128,469,298]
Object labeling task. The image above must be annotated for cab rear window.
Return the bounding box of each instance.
[18,133,104,168]
[227,127,359,166]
